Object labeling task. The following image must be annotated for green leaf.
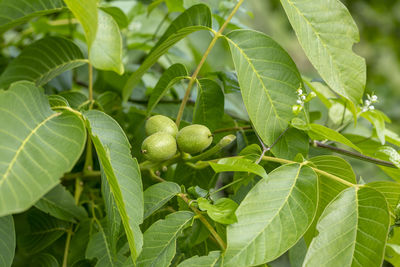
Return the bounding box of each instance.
[65,1,124,74]
[361,110,388,145]
[31,253,59,267]
[144,181,181,219]
[209,158,268,180]
[0,215,15,267]
[137,211,194,267]
[177,251,222,267]
[225,29,303,150]
[147,63,188,114]
[197,197,238,224]
[289,239,307,267]
[64,0,98,47]
[122,4,212,101]
[280,0,366,106]
[0,82,86,216]
[309,124,362,152]
[0,36,86,89]
[101,172,121,256]
[271,127,309,160]
[193,79,225,132]
[86,227,114,267]
[224,163,318,266]
[385,129,400,147]
[100,6,129,29]
[35,184,87,223]
[19,209,69,254]
[84,110,143,261]
[304,155,356,244]
[90,9,124,75]
[368,181,400,212]
[375,146,400,168]
[303,186,390,266]
[0,0,65,32]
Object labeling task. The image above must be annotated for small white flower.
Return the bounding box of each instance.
[296,99,303,104]
[369,105,375,110]
[297,89,303,95]
[362,107,368,112]
[365,100,371,106]
[301,95,306,100]
[371,95,378,102]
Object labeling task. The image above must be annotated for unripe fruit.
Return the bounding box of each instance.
[141,132,177,162]
[176,124,213,154]
[145,115,178,137]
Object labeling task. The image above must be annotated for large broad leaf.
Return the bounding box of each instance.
[147,63,188,115]
[0,82,86,216]
[303,186,390,266]
[35,184,87,223]
[143,181,181,219]
[0,215,15,267]
[177,251,222,267]
[122,4,212,101]
[224,163,318,267]
[225,30,303,150]
[304,156,356,243]
[84,110,143,261]
[280,0,366,106]
[193,79,225,132]
[90,9,124,74]
[0,0,64,32]
[65,0,124,74]
[368,181,400,212]
[0,36,86,89]
[137,211,194,267]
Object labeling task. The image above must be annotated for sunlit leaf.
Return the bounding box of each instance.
[209,157,268,180]
[280,0,366,107]
[304,186,390,266]
[177,251,222,267]
[224,163,318,266]
[225,29,304,151]
[0,82,86,216]
[198,197,238,224]
[309,124,361,152]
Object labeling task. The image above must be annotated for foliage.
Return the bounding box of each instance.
[0,0,399,266]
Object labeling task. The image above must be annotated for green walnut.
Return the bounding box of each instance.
[141,132,177,161]
[176,124,213,154]
[145,115,178,137]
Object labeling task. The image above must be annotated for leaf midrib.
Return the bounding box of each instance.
[225,36,285,128]
[227,164,302,262]
[0,112,61,186]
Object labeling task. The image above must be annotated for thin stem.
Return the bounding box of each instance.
[209,177,245,196]
[255,127,289,164]
[185,135,236,163]
[213,126,252,134]
[83,135,93,172]
[62,170,101,181]
[313,141,396,168]
[62,178,84,267]
[261,155,356,187]
[175,0,244,126]
[88,63,93,102]
[178,193,227,250]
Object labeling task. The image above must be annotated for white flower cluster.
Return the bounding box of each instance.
[361,94,378,112]
[296,88,306,106]
[292,87,316,115]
